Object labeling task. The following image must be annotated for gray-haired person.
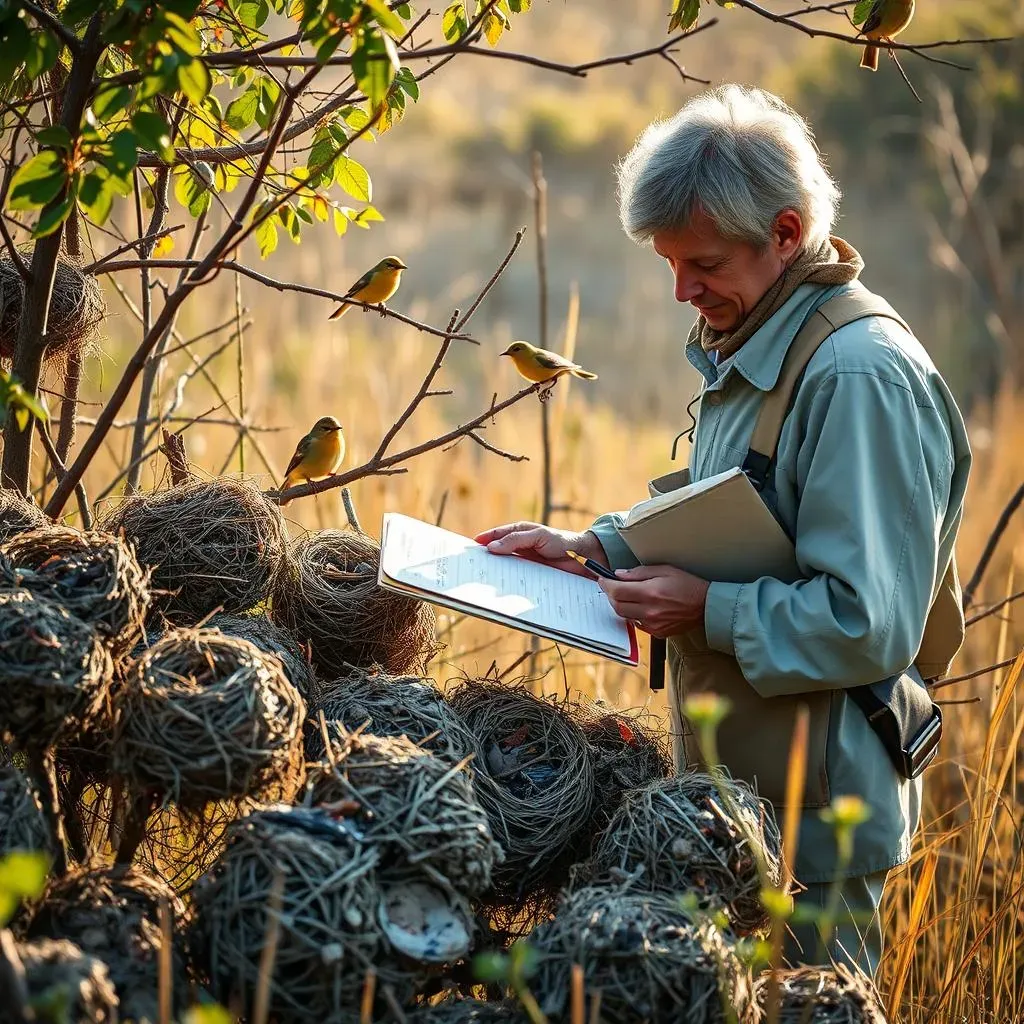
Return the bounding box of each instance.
[476,85,972,976]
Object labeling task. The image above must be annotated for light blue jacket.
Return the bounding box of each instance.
[590,281,972,881]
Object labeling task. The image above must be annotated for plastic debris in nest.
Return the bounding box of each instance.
[0,764,54,858]
[755,964,889,1023]
[530,885,758,1024]
[586,770,783,936]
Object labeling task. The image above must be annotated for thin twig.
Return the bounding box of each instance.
[80,224,184,273]
[966,589,1024,628]
[35,417,91,528]
[929,654,1022,692]
[962,483,1024,609]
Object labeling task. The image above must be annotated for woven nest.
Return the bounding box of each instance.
[25,865,188,1023]
[530,886,757,1024]
[0,255,105,363]
[272,529,438,679]
[4,525,151,651]
[0,588,112,753]
[448,681,595,902]
[307,731,500,898]
[2,938,118,1024]
[306,665,477,765]
[409,999,531,1023]
[0,765,54,857]
[754,965,888,1023]
[207,611,319,700]
[100,477,289,623]
[0,488,48,545]
[112,628,307,810]
[586,771,783,936]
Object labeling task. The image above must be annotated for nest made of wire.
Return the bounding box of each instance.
[3,525,151,651]
[100,477,289,623]
[529,885,757,1024]
[0,765,55,858]
[24,865,189,1022]
[306,665,478,765]
[0,254,105,364]
[0,488,48,546]
[306,730,500,898]
[2,937,118,1024]
[272,528,438,679]
[754,965,888,1024]
[0,588,112,753]
[112,628,307,810]
[446,680,595,903]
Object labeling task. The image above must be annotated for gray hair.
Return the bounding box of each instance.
[616,85,840,250]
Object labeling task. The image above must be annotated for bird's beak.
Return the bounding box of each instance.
[499,346,513,357]
[394,260,408,270]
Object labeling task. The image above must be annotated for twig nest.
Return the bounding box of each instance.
[306,666,477,764]
[0,588,111,753]
[754,965,888,1023]
[100,478,288,623]
[530,886,757,1024]
[447,680,595,902]
[0,488,48,545]
[112,628,306,810]
[1,938,118,1024]
[307,731,501,897]
[409,999,531,1023]
[0,765,54,857]
[3,525,151,651]
[588,772,782,936]
[272,529,437,678]
[25,866,188,1023]
[207,611,319,700]
[0,255,105,363]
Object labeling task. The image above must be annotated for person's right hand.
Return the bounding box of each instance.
[473,521,610,577]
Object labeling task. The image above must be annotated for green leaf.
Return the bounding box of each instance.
[77,168,116,225]
[183,1005,234,1024]
[482,10,507,46]
[508,0,530,11]
[364,0,405,37]
[8,151,67,212]
[472,952,508,983]
[0,850,49,925]
[396,2,412,16]
[225,87,260,131]
[349,204,384,228]
[25,30,58,80]
[853,0,876,25]
[395,67,419,101]
[295,204,313,224]
[34,126,72,151]
[442,2,468,41]
[93,83,135,121]
[132,111,175,162]
[163,11,203,56]
[668,0,700,32]
[332,207,348,236]
[352,30,398,110]
[307,130,338,187]
[32,191,75,238]
[174,167,212,217]
[106,129,139,177]
[255,215,278,258]
[340,106,373,134]
[178,59,212,105]
[254,77,281,131]
[0,17,32,83]
[335,156,371,202]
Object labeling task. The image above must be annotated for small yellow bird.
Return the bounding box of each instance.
[327,256,407,319]
[500,341,599,384]
[858,0,915,72]
[280,416,345,506]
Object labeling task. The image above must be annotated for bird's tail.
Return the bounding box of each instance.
[328,302,351,320]
[571,368,599,380]
[280,472,298,507]
[860,43,879,71]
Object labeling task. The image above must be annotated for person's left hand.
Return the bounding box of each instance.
[597,565,710,638]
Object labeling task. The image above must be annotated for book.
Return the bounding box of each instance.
[377,512,639,666]
[616,466,801,584]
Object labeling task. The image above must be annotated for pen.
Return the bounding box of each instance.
[565,549,618,581]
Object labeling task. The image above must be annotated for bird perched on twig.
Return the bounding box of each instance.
[858,0,915,71]
[500,341,598,386]
[280,416,345,506]
[327,256,407,319]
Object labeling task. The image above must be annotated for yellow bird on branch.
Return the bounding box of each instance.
[858,0,915,72]
[280,416,345,506]
[500,341,598,384]
[327,256,407,319]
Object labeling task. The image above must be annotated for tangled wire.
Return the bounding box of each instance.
[530,885,757,1024]
[0,764,54,857]
[0,488,48,546]
[587,771,783,936]
[754,965,889,1023]
[112,628,306,810]
[272,529,437,679]
[101,477,289,623]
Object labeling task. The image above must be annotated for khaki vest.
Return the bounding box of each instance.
[659,287,964,808]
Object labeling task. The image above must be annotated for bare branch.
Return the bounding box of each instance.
[464,431,529,462]
[962,482,1024,609]
[81,224,184,274]
[929,653,1022,692]
[35,418,91,528]
[966,589,1024,628]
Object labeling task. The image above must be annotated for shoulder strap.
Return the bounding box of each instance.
[742,283,909,491]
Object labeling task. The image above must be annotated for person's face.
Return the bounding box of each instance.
[652,207,804,332]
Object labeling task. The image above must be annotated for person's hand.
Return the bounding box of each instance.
[597,564,710,638]
[474,522,608,578]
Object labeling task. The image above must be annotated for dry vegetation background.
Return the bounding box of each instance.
[25,0,1024,1019]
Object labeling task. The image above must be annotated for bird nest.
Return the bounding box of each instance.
[586,771,783,936]
[3,525,151,652]
[24,865,188,1023]
[0,488,48,545]
[0,255,105,364]
[754,965,888,1023]
[306,731,500,898]
[530,886,757,1024]
[306,665,477,765]
[0,764,54,857]
[100,477,289,623]
[0,588,112,753]
[271,529,438,679]
[112,628,307,810]
[191,803,461,1021]
[447,680,595,903]
[207,610,319,701]
[2,938,118,1024]
[409,999,531,1023]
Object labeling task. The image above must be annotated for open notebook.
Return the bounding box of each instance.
[378,512,639,667]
